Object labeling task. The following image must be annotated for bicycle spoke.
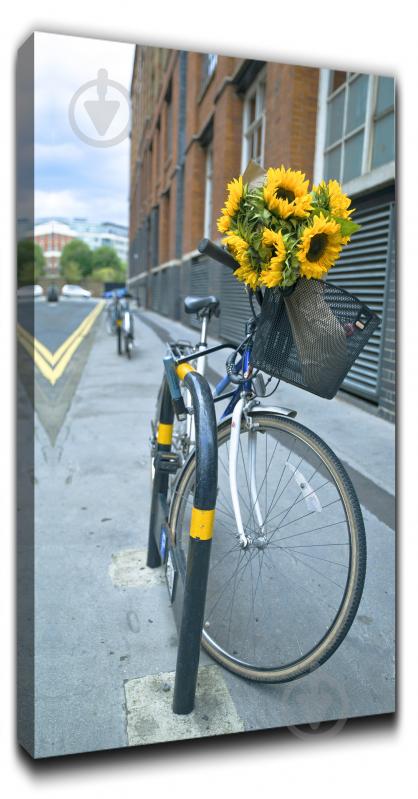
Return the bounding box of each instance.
[172,413,363,675]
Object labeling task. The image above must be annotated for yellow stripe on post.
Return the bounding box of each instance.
[176,362,195,382]
[157,422,173,445]
[190,507,215,541]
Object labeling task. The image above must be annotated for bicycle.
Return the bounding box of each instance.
[115,295,135,359]
[105,295,119,335]
[149,238,372,684]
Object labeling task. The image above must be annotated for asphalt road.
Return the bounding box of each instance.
[34,297,99,352]
[27,298,103,444]
[30,307,395,758]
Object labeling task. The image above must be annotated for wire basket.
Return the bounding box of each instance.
[251,277,380,400]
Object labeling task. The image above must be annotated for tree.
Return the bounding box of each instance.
[60,239,92,278]
[91,267,119,283]
[91,246,122,274]
[17,240,45,284]
[61,260,82,283]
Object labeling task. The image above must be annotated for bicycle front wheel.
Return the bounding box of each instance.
[170,412,366,682]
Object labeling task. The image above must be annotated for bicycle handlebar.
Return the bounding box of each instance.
[197,238,238,272]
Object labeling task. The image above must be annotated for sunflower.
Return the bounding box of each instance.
[222,231,249,262]
[217,175,244,234]
[297,213,343,279]
[260,261,283,288]
[264,166,312,219]
[217,214,231,234]
[234,264,260,290]
[312,179,354,243]
[259,228,286,287]
[326,179,353,219]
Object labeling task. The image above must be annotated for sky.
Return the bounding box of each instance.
[34,32,135,227]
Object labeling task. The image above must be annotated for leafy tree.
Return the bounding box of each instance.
[61,260,82,283]
[60,239,92,278]
[91,246,122,273]
[17,240,45,284]
[91,267,121,283]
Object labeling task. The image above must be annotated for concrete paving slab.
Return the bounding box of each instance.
[124,665,244,746]
[109,549,165,588]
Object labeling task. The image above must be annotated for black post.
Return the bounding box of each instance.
[172,369,218,715]
[146,378,174,568]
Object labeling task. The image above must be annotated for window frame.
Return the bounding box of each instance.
[314,69,395,196]
[241,67,266,171]
[203,142,214,239]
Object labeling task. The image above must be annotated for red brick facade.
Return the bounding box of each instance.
[129,48,319,273]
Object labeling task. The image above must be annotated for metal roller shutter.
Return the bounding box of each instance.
[219,268,252,343]
[328,201,394,400]
[189,259,210,329]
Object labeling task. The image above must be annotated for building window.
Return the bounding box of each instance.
[241,70,266,169]
[203,143,213,238]
[200,53,217,91]
[319,71,395,187]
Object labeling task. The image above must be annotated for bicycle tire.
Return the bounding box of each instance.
[169,412,366,683]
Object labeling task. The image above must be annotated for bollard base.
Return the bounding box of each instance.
[124,665,244,746]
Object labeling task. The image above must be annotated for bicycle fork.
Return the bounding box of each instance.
[229,397,264,548]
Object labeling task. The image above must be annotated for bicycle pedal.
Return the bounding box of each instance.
[154,451,181,474]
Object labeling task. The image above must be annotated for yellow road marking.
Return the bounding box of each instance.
[17,328,55,383]
[17,301,104,385]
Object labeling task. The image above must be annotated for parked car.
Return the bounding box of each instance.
[61,284,92,299]
[47,284,59,302]
[17,284,44,298]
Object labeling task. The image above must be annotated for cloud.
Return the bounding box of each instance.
[35,189,129,223]
[34,32,134,226]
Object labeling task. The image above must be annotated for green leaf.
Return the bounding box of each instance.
[335,217,362,236]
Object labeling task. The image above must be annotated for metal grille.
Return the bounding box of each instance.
[189,258,210,329]
[327,202,393,399]
[219,268,252,343]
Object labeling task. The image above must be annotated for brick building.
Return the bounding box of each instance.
[129,48,395,421]
[34,219,76,274]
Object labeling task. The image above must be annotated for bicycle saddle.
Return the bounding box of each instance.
[183,295,220,315]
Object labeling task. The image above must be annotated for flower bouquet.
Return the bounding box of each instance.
[217,160,360,289]
[217,162,379,399]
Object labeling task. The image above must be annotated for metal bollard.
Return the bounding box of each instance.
[172,365,218,715]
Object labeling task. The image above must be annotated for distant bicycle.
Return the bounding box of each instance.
[105,295,119,335]
[116,295,135,359]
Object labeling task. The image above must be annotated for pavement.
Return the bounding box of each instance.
[30,302,395,758]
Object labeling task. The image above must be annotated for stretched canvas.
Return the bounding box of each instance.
[17,31,396,758]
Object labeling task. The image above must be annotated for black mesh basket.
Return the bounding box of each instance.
[251,278,380,400]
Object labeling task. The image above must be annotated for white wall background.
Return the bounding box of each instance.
[1,2,413,796]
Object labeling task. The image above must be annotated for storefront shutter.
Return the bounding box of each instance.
[219,268,252,343]
[329,201,394,400]
[189,259,210,329]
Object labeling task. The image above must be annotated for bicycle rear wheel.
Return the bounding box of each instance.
[170,412,366,682]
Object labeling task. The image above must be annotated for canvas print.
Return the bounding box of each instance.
[16,32,395,758]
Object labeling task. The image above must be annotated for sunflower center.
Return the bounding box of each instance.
[307,233,328,262]
[274,186,295,203]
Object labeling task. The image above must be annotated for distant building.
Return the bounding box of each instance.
[34,219,76,274]
[129,48,395,421]
[35,218,129,272]
[70,219,129,263]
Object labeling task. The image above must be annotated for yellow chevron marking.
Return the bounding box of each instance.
[17,301,104,385]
